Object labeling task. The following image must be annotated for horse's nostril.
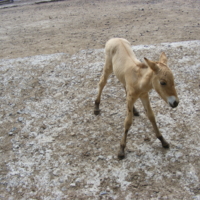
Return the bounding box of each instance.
[169,100,179,108]
[173,101,179,107]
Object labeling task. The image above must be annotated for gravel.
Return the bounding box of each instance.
[0,40,200,199]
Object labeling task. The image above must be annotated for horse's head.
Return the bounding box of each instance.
[144,53,179,108]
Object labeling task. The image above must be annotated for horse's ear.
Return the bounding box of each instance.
[144,57,159,73]
[159,52,167,65]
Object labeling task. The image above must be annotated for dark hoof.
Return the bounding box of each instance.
[158,136,170,148]
[162,142,170,148]
[133,107,139,116]
[94,109,100,115]
[118,150,125,160]
[133,111,140,116]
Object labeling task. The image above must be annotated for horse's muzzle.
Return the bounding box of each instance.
[169,100,179,108]
[168,96,179,108]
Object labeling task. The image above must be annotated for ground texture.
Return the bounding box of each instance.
[1,0,200,59]
[0,0,200,200]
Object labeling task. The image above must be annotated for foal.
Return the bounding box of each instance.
[94,38,179,159]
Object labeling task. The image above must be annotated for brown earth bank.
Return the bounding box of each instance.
[0,0,200,59]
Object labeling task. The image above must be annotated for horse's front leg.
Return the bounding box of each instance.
[140,94,169,148]
[124,87,139,116]
[118,91,136,160]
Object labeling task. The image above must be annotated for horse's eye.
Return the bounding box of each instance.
[160,81,166,86]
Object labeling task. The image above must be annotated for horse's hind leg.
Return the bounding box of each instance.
[94,55,112,115]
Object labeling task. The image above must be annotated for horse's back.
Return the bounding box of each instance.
[105,38,140,65]
[105,38,141,85]
[105,38,130,56]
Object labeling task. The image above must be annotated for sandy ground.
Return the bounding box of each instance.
[0,0,200,199]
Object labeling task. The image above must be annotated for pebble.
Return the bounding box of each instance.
[70,132,76,136]
[18,117,24,122]
[107,155,113,160]
[53,169,60,176]
[70,183,76,187]
[8,127,17,136]
[100,191,107,196]
[8,131,14,136]
[17,110,23,114]
[61,186,67,191]
[54,92,62,98]
[98,155,106,160]
[41,124,47,129]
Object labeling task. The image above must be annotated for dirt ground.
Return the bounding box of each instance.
[0,0,200,200]
[0,0,200,59]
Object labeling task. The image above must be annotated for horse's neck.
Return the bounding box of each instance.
[139,66,154,91]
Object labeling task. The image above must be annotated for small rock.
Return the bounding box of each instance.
[59,178,64,183]
[107,155,113,160]
[8,131,14,136]
[70,183,76,187]
[17,110,23,114]
[131,183,138,188]
[8,127,17,136]
[12,127,17,132]
[75,178,81,183]
[70,132,75,136]
[100,191,107,196]
[18,117,24,122]
[61,186,67,191]
[98,155,106,160]
[82,151,90,157]
[144,136,150,141]
[53,169,60,176]
[87,50,93,54]
[54,92,62,98]
[41,124,47,129]
[153,189,159,193]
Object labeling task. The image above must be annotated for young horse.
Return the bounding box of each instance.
[94,38,179,159]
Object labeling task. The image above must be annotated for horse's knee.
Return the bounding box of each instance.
[98,76,107,88]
